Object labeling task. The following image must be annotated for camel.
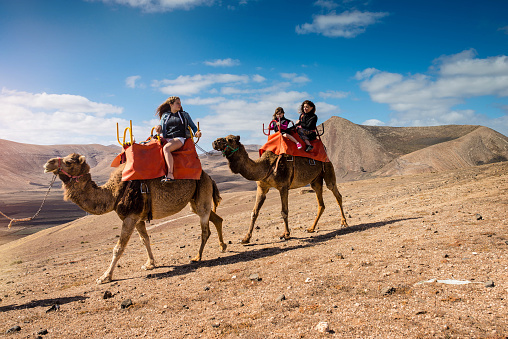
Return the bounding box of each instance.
[212,135,348,243]
[44,153,227,284]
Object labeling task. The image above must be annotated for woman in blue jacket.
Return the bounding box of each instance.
[154,96,201,182]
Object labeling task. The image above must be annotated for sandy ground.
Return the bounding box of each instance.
[0,161,507,338]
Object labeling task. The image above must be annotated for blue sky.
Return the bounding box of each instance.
[1,0,508,149]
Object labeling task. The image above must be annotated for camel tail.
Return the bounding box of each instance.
[212,179,222,212]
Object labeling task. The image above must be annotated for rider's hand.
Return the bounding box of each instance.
[195,131,202,138]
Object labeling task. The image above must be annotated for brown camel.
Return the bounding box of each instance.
[44,153,227,284]
[212,135,348,243]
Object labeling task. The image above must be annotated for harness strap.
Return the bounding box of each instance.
[57,158,84,181]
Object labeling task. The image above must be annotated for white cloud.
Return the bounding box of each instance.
[314,0,338,10]
[356,50,508,136]
[125,75,142,88]
[280,73,311,83]
[362,119,385,126]
[204,58,241,67]
[296,10,389,38]
[152,73,250,96]
[0,88,131,145]
[319,90,349,99]
[91,0,213,12]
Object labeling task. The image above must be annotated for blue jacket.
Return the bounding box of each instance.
[160,111,198,139]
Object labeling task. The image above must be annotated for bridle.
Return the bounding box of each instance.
[219,144,239,158]
[56,157,84,181]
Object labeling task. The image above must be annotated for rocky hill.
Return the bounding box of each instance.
[320,117,508,181]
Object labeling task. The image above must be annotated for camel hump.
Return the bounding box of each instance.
[259,132,329,163]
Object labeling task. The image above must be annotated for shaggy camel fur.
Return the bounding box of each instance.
[212,135,348,243]
[44,153,227,284]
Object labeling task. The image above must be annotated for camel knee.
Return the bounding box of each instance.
[280,210,288,219]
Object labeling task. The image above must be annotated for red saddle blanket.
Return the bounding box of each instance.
[259,132,330,162]
[111,138,202,181]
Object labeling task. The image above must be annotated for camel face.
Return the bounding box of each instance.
[212,135,240,153]
[44,153,89,176]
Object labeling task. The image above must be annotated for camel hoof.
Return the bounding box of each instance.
[220,243,227,252]
[341,221,349,227]
[241,238,251,245]
[191,255,202,262]
[96,276,111,284]
[279,233,291,240]
[306,228,315,233]
[142,263,155,270]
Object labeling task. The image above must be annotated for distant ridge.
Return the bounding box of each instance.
[320,116,508,181]
[1,116,507,192]
[0,139,120,192]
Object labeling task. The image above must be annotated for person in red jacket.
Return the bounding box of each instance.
[268,107,302,149]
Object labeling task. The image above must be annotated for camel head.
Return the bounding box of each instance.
[44,153,90,180]
[212,135,242,158]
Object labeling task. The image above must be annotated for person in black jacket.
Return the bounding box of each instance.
[295,100,317,152]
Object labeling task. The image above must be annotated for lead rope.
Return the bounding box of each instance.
[0,174,58,229]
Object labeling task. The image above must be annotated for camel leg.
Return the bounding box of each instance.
[191,213,211,262]
[243,183,270,244]
[324,180,348,227]
[97,216,137,284]
[210,210,227,253]
[135,220,155,270]
[307,180,325,233]
[278,187,291,240]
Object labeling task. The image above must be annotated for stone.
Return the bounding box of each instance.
[249,273,261,281]
[484,280,495,288]
[276,294,286,302]
[381,286,396,295]
[121,299,133,309]
[5,326,21,334]
[103,290,113,299]
[315,321,330,333]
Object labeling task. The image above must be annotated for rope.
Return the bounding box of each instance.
[194,143,215,156]
[0,174,58,229]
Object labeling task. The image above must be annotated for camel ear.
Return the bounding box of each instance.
[235,135,240,142]
[79,155,86,164]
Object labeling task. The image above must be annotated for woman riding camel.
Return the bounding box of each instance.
[154,96,201,182]
[295,100,318,152]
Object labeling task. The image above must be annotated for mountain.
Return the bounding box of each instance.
[320,116,508,181]
[0,139,121,192]
[1,117,508,193]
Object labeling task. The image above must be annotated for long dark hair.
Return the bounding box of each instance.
[300,100,316,115]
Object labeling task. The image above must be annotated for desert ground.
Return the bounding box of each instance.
[0,160,507,338]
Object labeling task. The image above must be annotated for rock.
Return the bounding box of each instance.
[103,290,113,299]
[276,294,286,302]
[315,321,330,333]
[38,329,49,335]
[204,286,210,291]
[475,214,483,220]
[381,287,396,295]
[5,325,21,334]
[121,299,133,309]
[484,280,495,288]
[336,253,345,259]
[249,274,261,281]
[45,304,59,313]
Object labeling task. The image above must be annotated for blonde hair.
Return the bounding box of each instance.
[156,96,181,118]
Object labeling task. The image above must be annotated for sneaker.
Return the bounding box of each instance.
[296,142,303,150]
[305,145,314,152]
